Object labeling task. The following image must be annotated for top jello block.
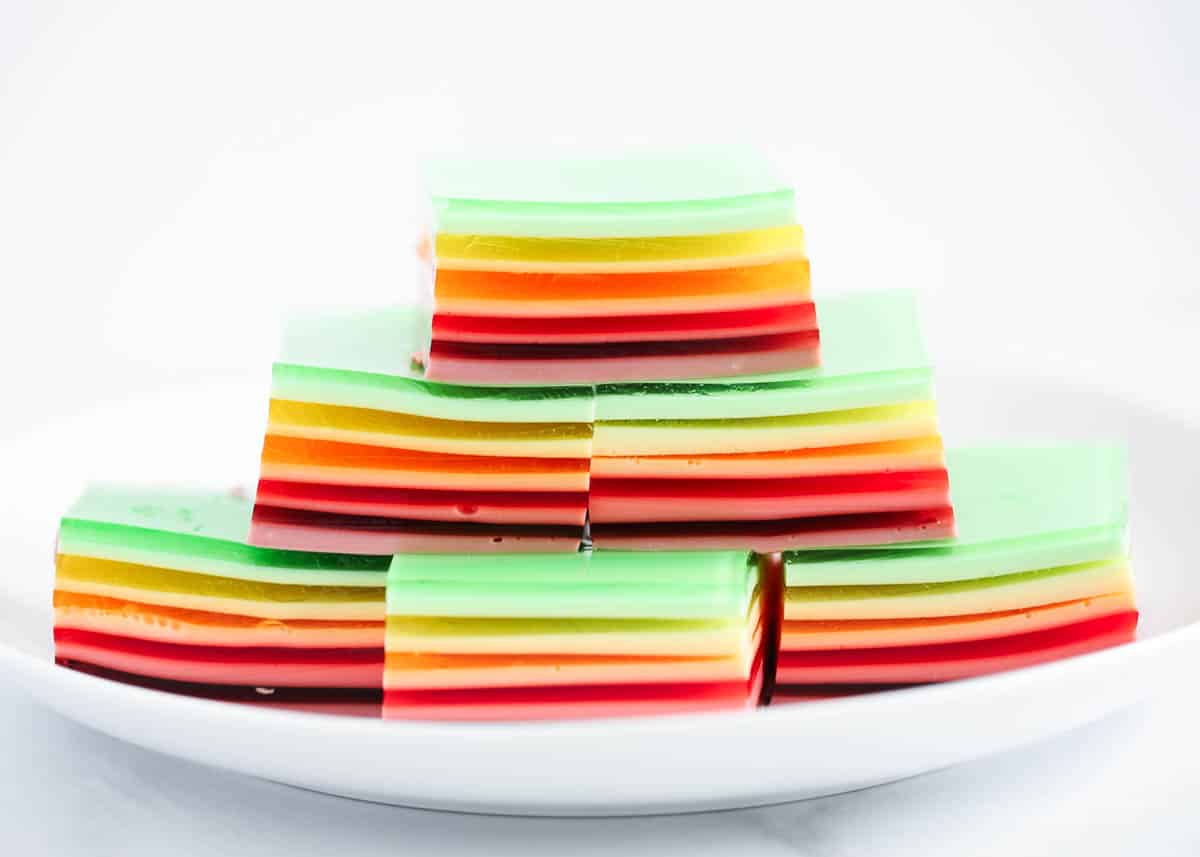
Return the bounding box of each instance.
[417,148,817,386]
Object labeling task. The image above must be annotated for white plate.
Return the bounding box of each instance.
[0,371,1196,816]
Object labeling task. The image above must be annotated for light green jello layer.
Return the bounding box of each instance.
[595,290,931,420]
[386,551,758,619]
[425,147,796,238]
[275,307,597,424]
[274,291,931,423]
[784,445,1127,585]
[58,486,389,586]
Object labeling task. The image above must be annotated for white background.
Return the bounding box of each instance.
[2,1,1199,854]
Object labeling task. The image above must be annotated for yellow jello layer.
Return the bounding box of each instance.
[592,402,939,457]
[267,399,593,459]
[590,437,946,479]
[55,554,385,621]
[385,610,757,657]
[434,225,806,274]
[783,560,1132,621]
[436,287,809,318]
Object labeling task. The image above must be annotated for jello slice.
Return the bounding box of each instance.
[383,549,764,720]
[255,311,597,553]
[776,444,1136,689]
[55,485,388,693]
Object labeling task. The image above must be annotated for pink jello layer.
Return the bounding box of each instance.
[589,469,950,524]
[590,507,956,552]
[776,611,1138,686]
[53,629,384,688]
[420,338,820,385]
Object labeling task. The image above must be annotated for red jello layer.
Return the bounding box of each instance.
[776,611,1138,685]
[249,505,582,554]
[58,660,383,716]
[589,469,950,523]
[255,479,588,526]
[54,628,384,688]
[431,302,818,344]
[422,342,821,386]
[590,506,956,552]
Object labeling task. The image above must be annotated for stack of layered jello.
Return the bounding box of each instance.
[775,445,1136,699]
[53,486,387,714]
[418,149,816,385]
[52,149,1138,720]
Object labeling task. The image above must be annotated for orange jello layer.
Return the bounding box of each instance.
[436,260,809,302]
[383,649,757,689]
[53,591,383,648]
[259,435,589,492]
[780,592,1136,651]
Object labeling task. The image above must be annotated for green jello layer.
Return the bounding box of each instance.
[786,559,1121,603]
[784,445,1127,585]
[384,580,757,620]
[59,486,389,586]
[274,291,932,422]
[425,147,794,238]
[388,550,753,586]
[386,551,758,619]
[384,615,744,638]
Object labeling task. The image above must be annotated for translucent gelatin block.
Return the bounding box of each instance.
[589,291,952,551]
[251,311,597,554]
[776,444,1136,687]
[54,486,387,692]
[383,550,765,721]
[420,149,817,385]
